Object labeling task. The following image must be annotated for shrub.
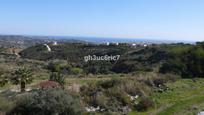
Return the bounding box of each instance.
[97,78,122,89]
[81,77,156,113]
[8,88,83,115]
[134,97,154,111]
[0,73,9,87]
[152,77,166,87]
[0,96,14,113]
[70,67,83,75]
[106,87,131,106]
[49,72,65,88]
[164,74,181,82]
[121,80,142,96]
[83,61,112,74]
[159,61,186,75]
[47,60,71,73]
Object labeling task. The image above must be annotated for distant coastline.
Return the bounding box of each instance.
[49,36,196,44]
[0,34,196,44]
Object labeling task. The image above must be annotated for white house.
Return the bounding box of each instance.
[53,41,58,46]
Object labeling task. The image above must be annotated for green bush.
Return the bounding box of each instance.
[49,72,65,88]
[97,78,122,89]
[8,88,83,115]
[70,67,83,75]
[47,60,71,73]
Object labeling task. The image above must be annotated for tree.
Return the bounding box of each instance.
[11,67,33,92]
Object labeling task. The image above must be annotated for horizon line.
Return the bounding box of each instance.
[0,33,199,43]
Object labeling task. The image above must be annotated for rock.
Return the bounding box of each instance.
[198,111,204,115]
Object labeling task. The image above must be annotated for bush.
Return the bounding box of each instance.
[164,74,181,82]
[0,73,9,87]
[80,77,156,113]
[49,72,65,88]
[97,78,122,89]
[159,60,186,75]
[152,77,166,87]
[83,61,112,74]
[8,88,83,115]
[47,60,71,73]
[106,87,131,106]
[159,45,204,78]
[0,96,14,113]
[70,67,83,75]
[134,97,154,111]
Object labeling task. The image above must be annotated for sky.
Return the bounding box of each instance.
[0,0,204,41]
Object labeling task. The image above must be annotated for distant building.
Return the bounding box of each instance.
[53,41,58,45]
[132,43,136,46]
[144,44,148,47]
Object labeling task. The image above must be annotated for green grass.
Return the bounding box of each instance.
[157,95,204,115]
[129,78,204,115]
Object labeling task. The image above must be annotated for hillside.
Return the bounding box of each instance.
[20,43,131,61]
[19,42,204,77]
[1,41,204,115]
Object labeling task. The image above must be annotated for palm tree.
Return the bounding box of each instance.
[11,67,33,92]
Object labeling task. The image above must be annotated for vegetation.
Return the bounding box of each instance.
[22,42,204,77]
[129,78,204,115]
[49,72,65,88]
[0,73,8,87]
[79,73,177,114]
[0,38,204,115]
[10,67,33,92]
[8,88,83,115]
[160,42,204,78]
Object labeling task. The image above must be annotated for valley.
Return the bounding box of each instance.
[0,35,204,115]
